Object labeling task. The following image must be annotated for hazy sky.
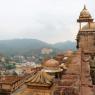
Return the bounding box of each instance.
[0,0,94,43]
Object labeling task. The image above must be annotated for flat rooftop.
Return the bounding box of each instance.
[0,76,23,84]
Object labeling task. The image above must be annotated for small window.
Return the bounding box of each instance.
[93,42,95,46]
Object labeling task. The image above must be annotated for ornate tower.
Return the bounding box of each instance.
[76,5,95,55]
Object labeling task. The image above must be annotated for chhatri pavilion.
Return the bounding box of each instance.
[42,59,63,79]
[77,5,95,55]
[16,71,55,95]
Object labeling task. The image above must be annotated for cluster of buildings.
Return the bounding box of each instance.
[0,51,71,95]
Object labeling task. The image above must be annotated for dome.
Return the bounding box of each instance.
[42,59,63,73]
[43,59,59,68]
[82,22,95,30]
[65,50,73,57]
[79,5,92,19]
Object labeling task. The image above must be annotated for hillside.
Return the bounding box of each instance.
[0,39,76,56]
[53,41,76,51]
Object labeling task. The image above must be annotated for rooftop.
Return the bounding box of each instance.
[0,76,23,85]
[26,70,54,87]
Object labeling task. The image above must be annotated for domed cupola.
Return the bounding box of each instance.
[77,5,93,22]
[77,5,94,31]
[42,59,63,79]
[43,59,60,70]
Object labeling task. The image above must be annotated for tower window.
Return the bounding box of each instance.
[94,42,95,46]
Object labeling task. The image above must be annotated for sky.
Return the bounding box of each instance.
[0,0,94,43]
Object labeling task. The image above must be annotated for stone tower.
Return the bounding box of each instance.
[77,5,95,85]
[76,5,95,55]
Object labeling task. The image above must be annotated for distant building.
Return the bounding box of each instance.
[64,50,73,57]
[55,53,64,64]
[41,48,53,54]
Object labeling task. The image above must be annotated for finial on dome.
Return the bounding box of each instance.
[84,5,86,10]
[77,5,93,23]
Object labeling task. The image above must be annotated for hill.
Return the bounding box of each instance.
[53,41,76,51]
[0,39,76,56]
